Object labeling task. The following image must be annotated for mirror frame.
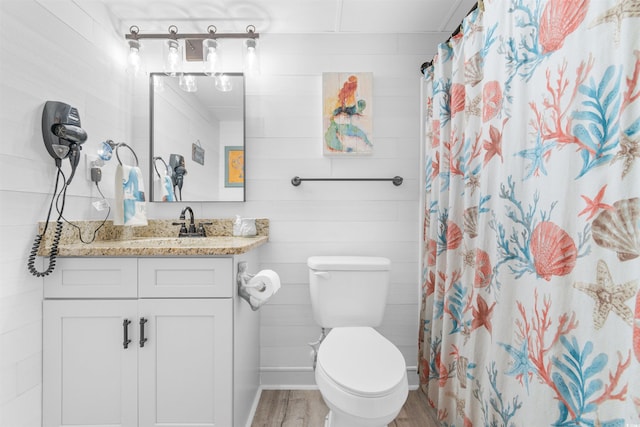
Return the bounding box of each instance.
[149,72,246,202]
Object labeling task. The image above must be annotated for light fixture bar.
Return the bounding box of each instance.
[125,25,259,41]
[126,33,259,40]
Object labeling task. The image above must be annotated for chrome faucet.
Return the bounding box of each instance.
[173,206,211,237]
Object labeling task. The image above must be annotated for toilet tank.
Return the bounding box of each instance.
[307,256,391,328]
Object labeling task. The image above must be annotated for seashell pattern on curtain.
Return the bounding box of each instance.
[419,1,640,425]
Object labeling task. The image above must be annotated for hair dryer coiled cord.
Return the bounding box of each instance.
[27,220,63,277]
[27,165,109,277]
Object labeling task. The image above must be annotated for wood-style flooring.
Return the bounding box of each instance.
[251,389,439,427]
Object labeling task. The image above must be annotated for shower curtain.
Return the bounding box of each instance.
[419,1,640,425]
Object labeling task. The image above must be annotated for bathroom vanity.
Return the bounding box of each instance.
[39,220,268,427]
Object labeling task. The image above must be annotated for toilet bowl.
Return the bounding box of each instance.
[315,327,408,427]
[307,256,409,426]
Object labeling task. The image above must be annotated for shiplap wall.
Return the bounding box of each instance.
[0,0,444,423]
[250,35,430,388]
[139,33,440,388]
[0,1,131,425]
[174,34,438,388]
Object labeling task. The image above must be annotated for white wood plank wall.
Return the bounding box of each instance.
[197,33,442,388]
[0,1,131,425]
[138,34,444,388]
[1,0,445,422]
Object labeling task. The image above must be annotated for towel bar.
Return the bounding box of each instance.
[291,176,403,186]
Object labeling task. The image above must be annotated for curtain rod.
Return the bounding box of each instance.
[419,1,480,75]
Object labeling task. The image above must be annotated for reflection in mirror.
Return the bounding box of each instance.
[150,72,245,202]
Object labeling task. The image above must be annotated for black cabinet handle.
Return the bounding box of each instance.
[139,317,148,347]
[122,319,132,349]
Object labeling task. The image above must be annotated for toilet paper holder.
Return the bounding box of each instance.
[237,261,265,309]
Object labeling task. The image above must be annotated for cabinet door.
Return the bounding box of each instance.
[43,300,138,427]
[138,299,233,427]
[138,257,232,298]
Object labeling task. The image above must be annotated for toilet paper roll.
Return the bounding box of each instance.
[245,269,281,310]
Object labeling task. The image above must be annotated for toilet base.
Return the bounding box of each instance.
[324,409,391,427]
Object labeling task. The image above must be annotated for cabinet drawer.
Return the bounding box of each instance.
[44,257,137,299]
[138,258,233,298]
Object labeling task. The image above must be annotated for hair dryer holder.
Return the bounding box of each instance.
[42,101,88,183]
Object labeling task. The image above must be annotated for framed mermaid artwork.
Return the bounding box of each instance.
[322,72,373,155]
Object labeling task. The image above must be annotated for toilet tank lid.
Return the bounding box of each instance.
[307,256,391,271]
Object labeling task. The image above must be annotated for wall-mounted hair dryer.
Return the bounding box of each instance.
[42,101,88,184]
[28,101,89,278]
[169,153,187,201]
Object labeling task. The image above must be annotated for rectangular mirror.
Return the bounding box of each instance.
[150,72,245,202]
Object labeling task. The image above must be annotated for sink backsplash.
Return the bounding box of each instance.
[38,218,270,247]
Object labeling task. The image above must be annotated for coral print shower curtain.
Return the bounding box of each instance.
[419,0,640,425]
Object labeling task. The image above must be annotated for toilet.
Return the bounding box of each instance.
[308,256,409,427]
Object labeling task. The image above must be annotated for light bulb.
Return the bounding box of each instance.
[243,38,260,77]
[179,75,197,92]
[128,47,140,67]
[126,40,145,76]
[163,39,183,76]
[215,74,232,92]
[168,46,178,66]
[128,50,140,67]
[203,39,222,76]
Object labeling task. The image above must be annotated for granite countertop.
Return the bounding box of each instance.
[37,218,269,257]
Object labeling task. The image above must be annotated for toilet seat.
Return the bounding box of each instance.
[317,327,406,398]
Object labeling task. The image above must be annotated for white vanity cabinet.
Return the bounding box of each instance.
[43,254,260,427]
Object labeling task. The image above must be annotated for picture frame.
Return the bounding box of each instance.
[322,72,373,155]
[192,140,205,165]
[224,146,244,187]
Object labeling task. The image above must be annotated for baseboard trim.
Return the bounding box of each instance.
[259,366,418,372]
[259,366,420,390]
[259,384,421,391]
[260,366,314,372]
[244,387,263,427]
[260,384,321,390]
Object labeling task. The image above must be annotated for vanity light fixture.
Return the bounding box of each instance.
[126,39,144,76]
[163,39,183,76]
[202,26,228,91]
[162,26,183,77]
[125,24,260,89]
[243,26,260,77]
[202,26,222,76]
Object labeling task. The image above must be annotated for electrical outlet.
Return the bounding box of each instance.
[85,154,104,181]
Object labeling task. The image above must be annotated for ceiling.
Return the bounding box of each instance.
[98,0,477,36]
